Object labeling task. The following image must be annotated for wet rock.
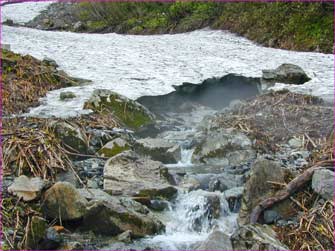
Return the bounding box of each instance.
[231,224,288,250]
[38,227,63,250]
[84,89,155,130]
[98,138,130,158]
[103,151,177,199]
[262,63,310,85]
[208,173,244,192]
[117,230,133,243]
[224,186,244,213]
[43,182,88,221]
[81,199,164,237]
[197,230,232,250]
[49,120,89,154]
[24,216,48,249]
[8,175,45,201]
[238,159,287,225]
[60,91,76,100]
[134,137,181,163]
[192,128,255,165]
[312,169,334,200]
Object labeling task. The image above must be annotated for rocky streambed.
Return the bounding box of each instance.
[1,2,334,250]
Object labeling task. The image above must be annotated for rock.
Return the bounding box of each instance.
[134,137,181,163]
[80,199,164,237]
[8,175,45,201]
[2,43,11,50]
[49,120,89,154]
[288,138,303,149]
[103,151,177,199]
[117,230,133,243]
[224,186,244,213]
[312,169,334,200]
[209,173,244,192]
[56,171,79,187]
[231,224,288,250]
[24,216,47,249]
[238,159,287,225]
[58,241,83,250]
[263,210,280,224]
[3,19,14,26]
[97,138,130,158]
[262,63,310,85]
[43,57,58,67]
[84,89,155,130]
[78,188,115,202]
[197,230,232,250]
[43,182,88,221]
[60,91,76,100]
[192,128,255,165]
[73,21,85,31]
[38,227,63,250]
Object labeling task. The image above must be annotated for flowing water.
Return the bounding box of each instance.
[1,2,334,250]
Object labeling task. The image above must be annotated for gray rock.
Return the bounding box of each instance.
[192,128,255,165]
[2,44,11,50]
[288,138,303,149]
[60,91,76,100]
[43,57,58,67]
[134,137,181,164]
[262,63,310,85]
[103,151,177,199]
[197,230,232,250]
[238,159,287,225]
[80,199,164,237]
[43,182,88,221]
[264,210,280,224]
[56,171,79,187]
[8,175,46,201]
[97,138,130,158]
[73,21,84,31]
[231,224,288,250]
[209,173,244,192]
[312,169,334,200]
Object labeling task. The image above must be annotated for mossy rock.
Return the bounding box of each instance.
[24,216,48,249]
[84,89,155,130]
[98,138,130,158]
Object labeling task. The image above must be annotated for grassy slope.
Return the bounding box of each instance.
[75,1,333,53]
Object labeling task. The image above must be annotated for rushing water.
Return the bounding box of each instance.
[1,2,334,249]
[1,2,334,118]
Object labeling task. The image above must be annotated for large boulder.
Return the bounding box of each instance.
[238,159,287,225]
[42,182,88,221]
[192,128,255,166]
[97,138,130,158]
[134,137,181,163]
[231,224,288,250]
[262,63,310,85]
[84,89,155,130]
[197,230,232,250]
[80,199,164,237]
[312,169,334,200]
[103,151,177,199]
[48,120,89,154]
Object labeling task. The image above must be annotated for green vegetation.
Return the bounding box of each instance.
[75,1,333,53]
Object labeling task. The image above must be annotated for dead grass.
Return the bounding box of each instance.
[214,90,333,153]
